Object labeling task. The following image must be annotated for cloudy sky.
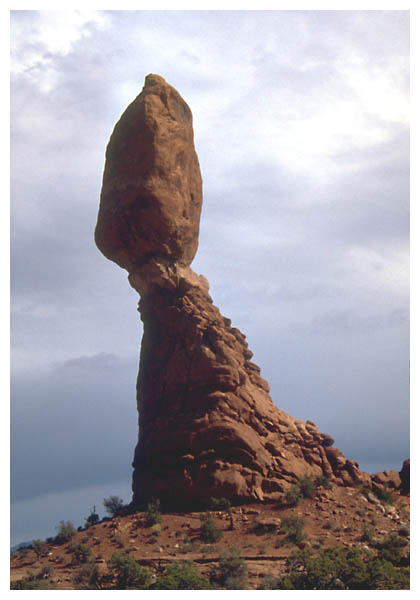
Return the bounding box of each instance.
[10,9,409,547]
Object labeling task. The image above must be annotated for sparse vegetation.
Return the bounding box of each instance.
[374,534,408,565]
[103,496,125,518]
[360,524,374,542]
[32,539,46,557]
[373,485,396,505]
[86,505,100,527]
[151,561,213,590]
[211,548,248,589]
[286,475,317,505]
[315,474,333,490]
[286,483,303,506]
[10,481,410,591]
[107,552,151,589]
[298,476,316,498]
[145,499,162,526]
[70,542,92,564]
[55,520,76,543]
[11,569,58,590]
[279,516,305,545]
[200,511,222,543]
[251,520,278,534]
[73,560,103,590]
[209,497,234,529]
[265,546,410,590]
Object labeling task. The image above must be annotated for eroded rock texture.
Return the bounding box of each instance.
[96,74,373,509]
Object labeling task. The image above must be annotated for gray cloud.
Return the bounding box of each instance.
[11,354,139,503]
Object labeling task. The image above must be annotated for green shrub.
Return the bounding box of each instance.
[280,516,305,545]
[151,561,212,589]
[360,524,374,542]
[315,474,333,490]
[108,552,151,589]
[32,539,46,557]
[375,534,408,565]
[145,499,162,526]
[73,560,102,590]
[70,542,92,564]
[179,539,201,554]
[251,521,278,534]
[298,476,316,499]
[200,511,222,543]
[209,497,232,511]
[286,483,303,506]
[373,485,396,505]
[211,548,248,589]
[209,497,235,529]
[10,569,58,590]
[55,520,76,543]
[275,546,410,590]
[86,505,100,527]
[103,496,125,518]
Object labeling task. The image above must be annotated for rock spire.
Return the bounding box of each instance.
[96,74,372,509]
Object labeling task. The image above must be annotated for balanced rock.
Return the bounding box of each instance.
[96,74,372,509]
[96,73,202,278]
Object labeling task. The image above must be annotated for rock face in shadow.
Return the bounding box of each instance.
[96,74,373,509]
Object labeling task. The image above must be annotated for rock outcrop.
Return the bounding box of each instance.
[96,74,374,509]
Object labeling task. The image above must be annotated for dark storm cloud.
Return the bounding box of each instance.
[11,354,139,502]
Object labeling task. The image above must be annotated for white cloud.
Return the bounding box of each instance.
[11,10,110,91]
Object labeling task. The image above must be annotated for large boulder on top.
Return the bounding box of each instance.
[95,74,202,274]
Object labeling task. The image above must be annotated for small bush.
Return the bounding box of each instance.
[151,561,212,590]
[280,516,305,545]
[103,496,125,518]
[209,497,232,511]
[145,499,162,527]
[73,560,102,590]
[322,520,333,530]
[179,539,201,554]
[286,483,303,506]
[32,539,46,557]
[211,548,248,589]
[373,485,396,505]
[151,523,161,535]
[375,534,408,565]
[11,569,57,590]
[360,524,374,542]
[86,505,100,527]
[298,476,316,499]
[209,497,235,529]
[55,520,76,543]
[315,474,333,490]
[70,542,92,564]
[108,552,151,589]
[251,521,278,534]
[200,511,222,543]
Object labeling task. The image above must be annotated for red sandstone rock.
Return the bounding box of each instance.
[96,74,376,509]
[95,74,202,276]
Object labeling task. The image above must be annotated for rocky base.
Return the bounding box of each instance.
[131,265,372,509]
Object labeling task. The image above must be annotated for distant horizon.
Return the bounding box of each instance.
[11,454,409,548]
